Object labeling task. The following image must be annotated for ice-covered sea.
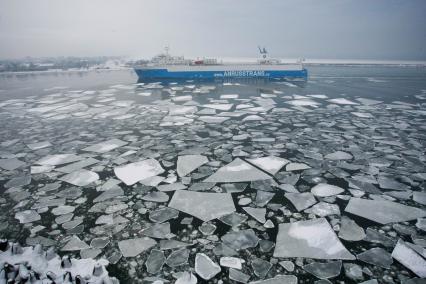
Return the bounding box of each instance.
[0,65,426,283]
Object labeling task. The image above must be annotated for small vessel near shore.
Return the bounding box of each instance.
[134,47,307,80]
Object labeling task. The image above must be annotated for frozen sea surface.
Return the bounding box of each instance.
[0,66,426,283]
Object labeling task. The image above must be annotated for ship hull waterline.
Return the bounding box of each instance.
[134,67,308,80]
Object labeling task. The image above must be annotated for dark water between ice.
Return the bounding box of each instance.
[0,65,426,283]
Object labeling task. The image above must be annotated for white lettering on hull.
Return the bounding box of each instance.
[216,70,268,77]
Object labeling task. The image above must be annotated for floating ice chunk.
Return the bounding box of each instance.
[59,169,99,186]
[391,239,426,278]
[15,210,41,224]
[90,237,110,249]
[344,198,426,224]
[220,257,243,269]
[52,205,75,216]
[197,108,217,115]
[285,162,311,171]
[325,151,353,160]
[221,229,259,250]
[273,218,355,260]
[198,116,230,124]
[357,248,392,268]
[93,187,124,203]
[141,222,172,239]
[243,207,266,223]
[177,155,209,177]
[219,212,248,227]
[118,237,157,257]
[249,275,298,284]
[157,182,187,192]
[356,98,383,105]
[142,191,169,203]
[204,158,272,183]
[61,236,90,251]
[286,99,320,106]
[413,191,426,206]
[247,156,290,175]
[203,104,233,111]
[243,115,264,121]
[305,202,340,217]
[169,105,198,115]
[303,260,342,279]
[0,158,26,171]
[55,157,99,173]
[220,94,239,99]
[149,207,179,223]
[172,95,192,102]
[82,138,127,153]
[31,165,54,174]
[311,183,345,197]
[195,253,221,280]
[36,154,82,166]
[229,268,251,283]
[146,249,166,274]
[338,216,365,241]
[328,98,358,105]
[26,141,52,150]
[166,248,190,267]
[175,271,198,284]
[251,257,272,278]
[169,190,235,222]
[285,192,317,211]
[114,159,165,186]
[351,112,374,118]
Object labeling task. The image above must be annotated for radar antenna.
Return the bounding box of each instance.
[258,46,268,59]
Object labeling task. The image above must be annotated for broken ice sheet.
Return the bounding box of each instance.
[26,141,52,150]
[195,253,221,280]
[204,158,272,183]
[311,183,344,197]
[59,169,99,186]
[345,198,426,224]
[15,210,41,224]
[221,229,260,251]
[168,190,235,222]
[61,236,90,251]
[0,158,26,171]
[82,138,127,153]
[177,154,208,177]
[391,239,426,278]
[114,158,165,186]
[247,156,290,175]
[273,218,355,260]
[118,237,157,257]
[36,154,83,166]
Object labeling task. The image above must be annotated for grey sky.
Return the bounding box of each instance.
[1,0,425,60]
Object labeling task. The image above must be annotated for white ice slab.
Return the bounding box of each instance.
[169,190,236,222]
[273,218,355,260]
[204,158,272,183]
[59,169,99,186]
[114,159,165,186]
[82,138,128,153]
[247,156,290,175]
[311,183,345,197]
[177,155,209,177]
[36,154,82,166]
[345,198,426,224]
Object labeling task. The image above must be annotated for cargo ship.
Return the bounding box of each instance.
[134,47,307,80]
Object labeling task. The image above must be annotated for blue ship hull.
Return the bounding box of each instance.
[134,68,308,80]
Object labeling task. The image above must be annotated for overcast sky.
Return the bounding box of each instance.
[1,0,425,60]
